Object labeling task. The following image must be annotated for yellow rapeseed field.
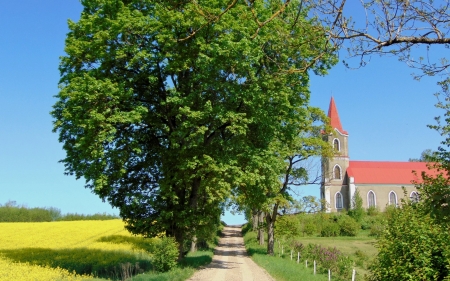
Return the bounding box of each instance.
[0,220,156,281]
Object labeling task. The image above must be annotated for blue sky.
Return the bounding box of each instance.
[0,1,443,225]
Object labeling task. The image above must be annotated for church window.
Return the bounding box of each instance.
[368,191,376,208]
[389,191,397,206]
[335,192,343,209]
[410,191,420,203]
[333,165,341,180]
[333,139,340,151]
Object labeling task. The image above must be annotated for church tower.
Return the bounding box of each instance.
[321,97,350,212]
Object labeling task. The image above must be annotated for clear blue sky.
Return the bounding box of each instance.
[0,1,443,225]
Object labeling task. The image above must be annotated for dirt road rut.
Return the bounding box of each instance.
[187,226,274,281]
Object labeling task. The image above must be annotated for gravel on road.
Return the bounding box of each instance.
[187,226,275,281]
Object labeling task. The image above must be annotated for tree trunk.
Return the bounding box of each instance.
[190,235,197,253]
[169,227,185,261]
[258,227,264,245]
[266,214,275,255]
[266,204,278,255]
[252,209,259,231]
[258,210,264,245]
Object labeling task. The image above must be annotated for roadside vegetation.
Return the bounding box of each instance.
[242,195,399,281]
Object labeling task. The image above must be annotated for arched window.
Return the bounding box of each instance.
[368,191,376,208]
[333,138,340,151]
[389,191,397,206]
[335,192,343,209]
[333,165,341,180]
[410,191,420,203]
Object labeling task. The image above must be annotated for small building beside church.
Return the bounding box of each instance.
[321,97,428,212]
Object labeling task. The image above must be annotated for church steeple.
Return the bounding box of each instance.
[321,97,350,212]
[328,97,348,135]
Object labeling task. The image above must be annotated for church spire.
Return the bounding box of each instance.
[328,97,348,135]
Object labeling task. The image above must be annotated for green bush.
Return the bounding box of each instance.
[320,220,340,237]
[303,221,317,236]
[338,215,360,236]
[152,237,179,272]
[347,189,365,222]
[275,215,301,238]
[366,206,380,216]
[368,223,385,237]
[354,249,368,268]
[367,203,450,280]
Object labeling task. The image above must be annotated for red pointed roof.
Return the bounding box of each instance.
[328,97,348,135]
[347,161,439,184]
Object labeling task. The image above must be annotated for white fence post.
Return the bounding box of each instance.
[297,252,299,263]
[328,269,331,281]
[352,268,356,281]
[314,260,316,275]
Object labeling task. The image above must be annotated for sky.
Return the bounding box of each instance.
[0,1,445,225]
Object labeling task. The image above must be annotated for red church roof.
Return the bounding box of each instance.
[347,161,437,184]
[328,97,348,135]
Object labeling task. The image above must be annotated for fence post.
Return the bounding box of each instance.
[352,268,356,281]
[328,269,331,281]
[290,250,292,260]
[297,252,299,263]
[306,260,308,268]
[314,260,316,275]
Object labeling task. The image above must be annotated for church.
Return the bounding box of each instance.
[321,97,430,212]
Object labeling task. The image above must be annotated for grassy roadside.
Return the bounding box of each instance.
[243,231,328,281]
[298,230,377,277]
[127,229,221,281]
[242,226,377,281]
[126,249,214,281]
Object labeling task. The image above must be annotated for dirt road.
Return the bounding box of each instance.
[187,226,275,281]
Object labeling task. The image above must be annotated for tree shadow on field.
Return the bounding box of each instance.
[179,252,213,268]
[97,234,158,253]
[0,247,151,279]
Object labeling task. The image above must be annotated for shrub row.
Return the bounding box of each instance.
[0,201,118,222]
[277,207,391,238]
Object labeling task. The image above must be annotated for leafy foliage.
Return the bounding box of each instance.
[337,215,359,237]
[367,201,450,281]
[152,237,179,272]
[347,189,365,222]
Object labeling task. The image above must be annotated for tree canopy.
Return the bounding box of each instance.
[52,0,337,256]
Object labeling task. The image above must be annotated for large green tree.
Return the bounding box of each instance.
[52,0,337,257]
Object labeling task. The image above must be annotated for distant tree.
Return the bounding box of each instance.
[347,189,365,222]
[409,149,435,162]
[52,0,337,258]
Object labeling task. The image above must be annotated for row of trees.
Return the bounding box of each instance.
[0,201,118,222]
[52,0,450,267]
